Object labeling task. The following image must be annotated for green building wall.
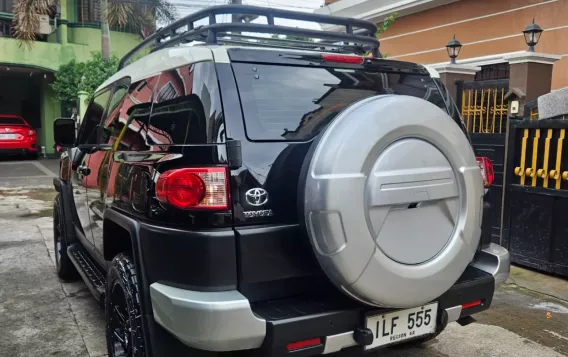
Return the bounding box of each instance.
[0,0,142,154]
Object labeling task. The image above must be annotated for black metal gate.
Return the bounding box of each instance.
[457,79,509,244]
[502,104,568,276]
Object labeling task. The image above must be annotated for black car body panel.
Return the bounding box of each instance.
[53,39,506,357]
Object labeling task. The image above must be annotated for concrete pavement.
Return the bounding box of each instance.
[1,181,568,356]
[0,158,59,188]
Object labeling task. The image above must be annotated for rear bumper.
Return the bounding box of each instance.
[0,140,37,154]
[150,244,510,356]
[150,284,266,351]
[471,243,510,289]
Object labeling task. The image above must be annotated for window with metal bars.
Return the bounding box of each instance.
[474,63,510,81]
[0,19,11,38]
[0,0,12,13]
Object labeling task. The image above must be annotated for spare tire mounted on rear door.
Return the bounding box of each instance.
[300,95,484,308]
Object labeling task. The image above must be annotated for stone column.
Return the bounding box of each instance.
[503,52,561,117]
[432,64,481,104]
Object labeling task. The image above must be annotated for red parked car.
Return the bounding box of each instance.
[0,114,38,158]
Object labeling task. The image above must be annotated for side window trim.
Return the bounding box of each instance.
[77,88,112,146]
[99,77,132,145]
[105,75,160,152]
[147,61,224,146]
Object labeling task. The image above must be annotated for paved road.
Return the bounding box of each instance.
[1,182,568,357]
[0,158,59,187]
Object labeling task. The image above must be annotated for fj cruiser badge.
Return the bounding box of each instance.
[245,188,268,206]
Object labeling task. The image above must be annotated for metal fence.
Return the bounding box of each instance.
[460,82,509,134]
[458,79,509,245]
[502,102,568,276]
[512,107,568,189]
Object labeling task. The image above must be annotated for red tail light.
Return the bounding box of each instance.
[476,157,494,188]
[286,338,322,351]
[155,167,229,210]
[321,53,364,64]
[462,300,482,309]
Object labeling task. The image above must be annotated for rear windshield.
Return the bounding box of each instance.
[233,63,453,141]
[0,117,25,125]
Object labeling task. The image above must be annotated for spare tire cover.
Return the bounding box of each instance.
[302,95,484,308]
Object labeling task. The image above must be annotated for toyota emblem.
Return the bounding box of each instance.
[245,188,268,206]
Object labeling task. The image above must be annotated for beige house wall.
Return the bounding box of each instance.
[332,0,568,89]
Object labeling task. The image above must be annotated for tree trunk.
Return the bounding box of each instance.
[101,0,111,59]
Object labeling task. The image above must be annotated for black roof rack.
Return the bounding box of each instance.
[118,4,379,70]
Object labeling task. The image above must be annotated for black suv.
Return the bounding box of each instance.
[52,5,510,357]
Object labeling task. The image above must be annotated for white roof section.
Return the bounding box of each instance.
[97,46,230,92]
[98,44,439,92]
[422,65,440,78]
[315,0,461,30]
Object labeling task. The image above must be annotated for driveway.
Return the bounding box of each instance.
[1,170,568,356]
[0,158,59,187]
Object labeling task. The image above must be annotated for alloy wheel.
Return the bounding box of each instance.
[110,282,132,357]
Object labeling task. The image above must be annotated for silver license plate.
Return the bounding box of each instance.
[365,302,438,350]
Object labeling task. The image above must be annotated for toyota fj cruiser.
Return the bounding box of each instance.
[52,5,510,357]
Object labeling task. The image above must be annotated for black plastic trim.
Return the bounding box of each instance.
[253,265,494,357]
[235,224,328,302]
[438,266,495,318]
[480,200,493,250]
[138,223,237,291]
[261,309,359,357]
[103,208,238,357]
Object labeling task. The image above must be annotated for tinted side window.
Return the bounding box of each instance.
[147,61,224,146]
[77,90,111,145]
[104,75,160,151]
[101,82,129,144]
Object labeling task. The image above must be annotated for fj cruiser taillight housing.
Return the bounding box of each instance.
[155,167,229,210]
[476,157,494,188]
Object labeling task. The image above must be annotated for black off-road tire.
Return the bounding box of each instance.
[53,194,79,281]
[106,253,146,357]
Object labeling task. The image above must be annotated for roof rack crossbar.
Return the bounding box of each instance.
[216,38,365,54]
[119,4,379,69]
[216,32,364,50]
[215,38,328,52]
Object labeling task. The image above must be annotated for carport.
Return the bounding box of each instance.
[0,65,60,156]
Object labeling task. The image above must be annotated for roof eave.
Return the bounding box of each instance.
[315,0,462,30]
